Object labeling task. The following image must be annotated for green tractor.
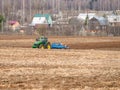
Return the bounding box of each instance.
[32,36,51,49]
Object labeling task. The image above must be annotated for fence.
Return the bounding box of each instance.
[0,24,120,36]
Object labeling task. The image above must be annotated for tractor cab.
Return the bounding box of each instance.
[36,36,48,44]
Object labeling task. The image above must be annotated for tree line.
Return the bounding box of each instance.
[0,0,120,23]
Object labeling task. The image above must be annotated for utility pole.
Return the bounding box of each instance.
[118,0,120,10]
[12,0,15,20]
[58,0,60,12]
[52,0,55,13]
[30,0,32,21]
[1,0,4,33]
[22,0,25,25]
[42,0,46,14]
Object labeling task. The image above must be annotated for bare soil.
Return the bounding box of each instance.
[0,35,120,50]
[0,35,120,90]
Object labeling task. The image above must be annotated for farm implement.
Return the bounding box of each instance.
[32,36,69,49]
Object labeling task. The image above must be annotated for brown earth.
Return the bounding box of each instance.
[0,35,120,50]
[0,35,120,90]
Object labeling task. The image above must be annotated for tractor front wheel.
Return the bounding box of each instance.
[47,43,51,49]
[39,44,45,49]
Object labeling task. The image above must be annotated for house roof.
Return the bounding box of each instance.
[107,14,120,22]
[30,14,52,26]
[77,13,96,20]
[34,14,51,21]
[9,21,18,25]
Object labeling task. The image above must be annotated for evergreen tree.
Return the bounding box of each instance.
[0,14,5,31]
[84,15,89,26]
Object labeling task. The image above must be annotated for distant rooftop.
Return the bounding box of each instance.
[77,13,96,20]
[34,14,51,20]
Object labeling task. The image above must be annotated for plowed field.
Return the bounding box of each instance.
[0,35,120,90]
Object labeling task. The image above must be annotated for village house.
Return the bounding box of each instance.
[107,14,120,26]
[8,20,21,31]
[107,14,120,36]
[77,13,97,30]
[89,16,108,31]
[30,14,53,28]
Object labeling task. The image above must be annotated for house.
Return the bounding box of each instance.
[107,14,120,36]
[107,14,120,26]
[9,21,20,31]
[30,14,53,28]
[89,16,108,31]
[77,13,96,21]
